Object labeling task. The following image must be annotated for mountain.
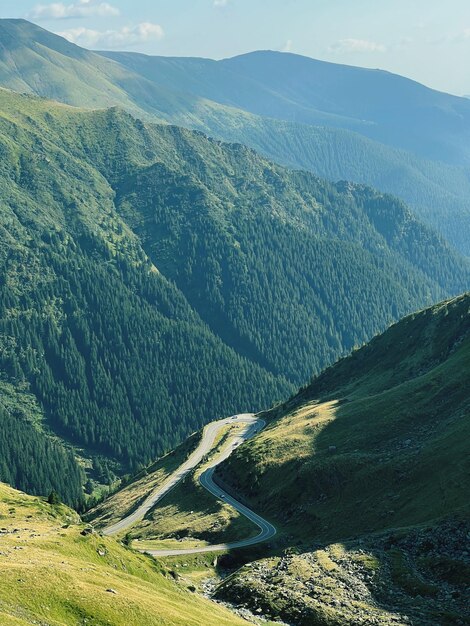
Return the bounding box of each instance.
[104,49,470,255]
[91,293,470,626]
[106,49,470,166]
[212,293,470,625]
[1,87,469,507]
[1,20,470,256]
[0,89,290,507]
[218,292,470,538]
[0,482,243,626]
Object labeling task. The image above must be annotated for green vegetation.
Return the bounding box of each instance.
[94,421,257,548]
[2,19,470,254]
[1,86,469,506]
[107,48,470,255]
[86,432,202,527]
[0,382,84,509]
[211,294,470,625]
[0,89,289,505]
[215,522,470,626]
[219,293,470,541]
[0,482,245,626]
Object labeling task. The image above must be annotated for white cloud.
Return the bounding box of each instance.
[329,38,387,54]
[57,22,164,49]
[281,39,293,53]
[213,0,228,7]
[28,1,120,20]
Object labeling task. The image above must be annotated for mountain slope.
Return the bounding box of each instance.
[0,18,250,128]
[91,294,470,626]
[104,48,470,255]
[0,20,469,255]
[218,292,470,540]
[1,88,469,507]
[0,482,244,626]
[0,89,290,506]
[213,293,470,625]
[102,48,470,166]
[45,100,470,383]
[222,51,470,166]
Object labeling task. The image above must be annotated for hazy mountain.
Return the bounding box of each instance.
[0,19,470,255]
[104,48,470,166]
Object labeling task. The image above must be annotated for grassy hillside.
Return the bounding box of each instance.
[0,482,246,626]
[91,294,470,626]
[219,293,470,541]
[1,87,469,506]
[0,20,469,255]
[88,421,257,549]
[212,294,470,625]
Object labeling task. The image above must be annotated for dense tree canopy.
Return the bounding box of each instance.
[0,90,469,505]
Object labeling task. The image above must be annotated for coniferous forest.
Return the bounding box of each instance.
[0,88,469,506]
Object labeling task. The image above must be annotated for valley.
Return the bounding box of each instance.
[0,13,468,626]
[2,85,468,507]
[1,19,470,255]
[91,294,469,625]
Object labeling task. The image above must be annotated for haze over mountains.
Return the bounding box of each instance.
[103,48,470,164]
[1,19,470,255]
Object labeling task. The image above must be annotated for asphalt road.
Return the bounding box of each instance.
[101,413,276,553]
[145,416,277,557]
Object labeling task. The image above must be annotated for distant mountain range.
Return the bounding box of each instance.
[1,19,470,255]
[0,18,468,626]
[102,47,470,166]
[0,18,469,507]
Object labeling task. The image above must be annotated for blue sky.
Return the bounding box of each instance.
[2,0,470,95]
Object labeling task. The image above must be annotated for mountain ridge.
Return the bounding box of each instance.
[1,19,470,254]
[1,87,469,506]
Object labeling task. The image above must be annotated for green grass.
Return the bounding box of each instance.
[92,421,257,548]
[0,482,246,626]
[219,293,470,544]
[389,549,438,597]
[87,431,202,528]
[216,530,470,626]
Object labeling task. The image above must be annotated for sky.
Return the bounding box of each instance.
[1,0,470,95]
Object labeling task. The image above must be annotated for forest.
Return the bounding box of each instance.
[0,90,469,505]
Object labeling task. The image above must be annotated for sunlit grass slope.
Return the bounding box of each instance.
[0,482,244,626]
[88,422,256,549]
[219,293,470,542]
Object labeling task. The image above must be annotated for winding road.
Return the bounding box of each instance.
[102,414,277,556]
